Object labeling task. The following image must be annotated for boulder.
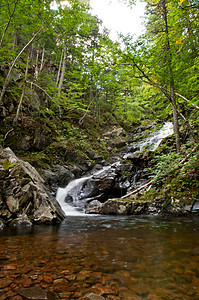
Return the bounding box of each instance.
[191,201,199,213]
[100,198,128,215]
[85,200,102,214]
[0,148,65,225]
[103,127,123,138]
[42,165,75,188]
[99,198,149,215]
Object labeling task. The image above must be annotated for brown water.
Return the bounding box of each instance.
[0,215,199,299]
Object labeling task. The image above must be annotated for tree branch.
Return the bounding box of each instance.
[26,81,53,101]
[0,0,19,48]
[122,144,198,199]
[0,28,43,105]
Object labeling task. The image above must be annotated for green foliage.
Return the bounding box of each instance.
[151,140,199,202]
[0,159,18,170]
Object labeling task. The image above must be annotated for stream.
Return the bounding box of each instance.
[1,122,198,299]
[1,215,199,299]
[56,122,174,216]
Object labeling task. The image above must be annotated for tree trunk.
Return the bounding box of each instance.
[56,50,64,87]
[58,47,67,97]
[162,0,180,152]
[34,50,39,80]
[39,45,45,73]
[14,53,29,122]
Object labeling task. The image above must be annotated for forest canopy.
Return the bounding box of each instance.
[0,0,198,151]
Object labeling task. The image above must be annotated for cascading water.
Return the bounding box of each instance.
[56,177,91,216]
[56,122,174,216]
[56,163,120,215]
[139,121,174,151]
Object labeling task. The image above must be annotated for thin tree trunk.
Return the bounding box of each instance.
[34,50,39,80]
[58,47,67,97]
[0,28,43,105]
[14,53,29,122]
[162,0,180,152]
[0,0,19,48]
[39,45,45,73]
[56,50,64,87]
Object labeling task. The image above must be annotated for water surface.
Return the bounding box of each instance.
[0,216,199,299]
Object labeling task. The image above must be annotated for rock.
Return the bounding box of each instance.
[110,139,126,148]
[86,151,103,163]
[0,148,65,225]
[64,150,77,162]
[100,199,128,215]
[103,127,123,138]
[0,164,7,178]
[9,213,32,226]
[183,203,193,213]
[0,219,4,229]
[191,201,199,213]
[131,201,149,214]
[85,200,102,214]
[43,165,75,189]
[0,278,12,288]
[123,152,142,161]
[64,165,119,208]
[84,293,105,300]
[16,286,49,299]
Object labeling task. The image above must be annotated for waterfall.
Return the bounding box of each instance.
[56,177,90,215]
[56,122,174,216]
[139,122,174,151]
[56,165,118,215]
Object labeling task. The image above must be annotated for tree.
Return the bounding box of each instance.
[120,0,199,151]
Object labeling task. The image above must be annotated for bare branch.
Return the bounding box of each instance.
[0,0,19,48]
[0,28,43,105]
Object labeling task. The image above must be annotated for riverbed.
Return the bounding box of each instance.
[1,215,199,299]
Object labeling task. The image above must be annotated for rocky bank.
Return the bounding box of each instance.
[0,147,65,227]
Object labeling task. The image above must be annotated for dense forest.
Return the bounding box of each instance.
[0,0,199,211]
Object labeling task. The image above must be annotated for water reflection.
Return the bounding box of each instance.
[0,216,199,299]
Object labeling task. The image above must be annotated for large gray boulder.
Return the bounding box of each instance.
[0,148,65,225]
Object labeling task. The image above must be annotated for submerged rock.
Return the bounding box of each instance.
[84,293,105,300]
[0,148,65,225]
[16,286,56,299]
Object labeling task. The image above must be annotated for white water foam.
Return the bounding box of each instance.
[56,177,90,216]
[139,122,174,151]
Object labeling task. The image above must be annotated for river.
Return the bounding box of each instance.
[1,215,199,299]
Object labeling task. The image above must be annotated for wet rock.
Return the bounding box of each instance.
[100,199,128,215]
[16,286,49,299]
[0,148,65,225]
[191,201,199,213]
[0,219,4,229]
[65,166,119,208]
[42,165,75,188]
[123,152,142,161]
[0,278,12,288]
[9,213,32,226]
[84,293,105,300]
[85,200,102,214]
